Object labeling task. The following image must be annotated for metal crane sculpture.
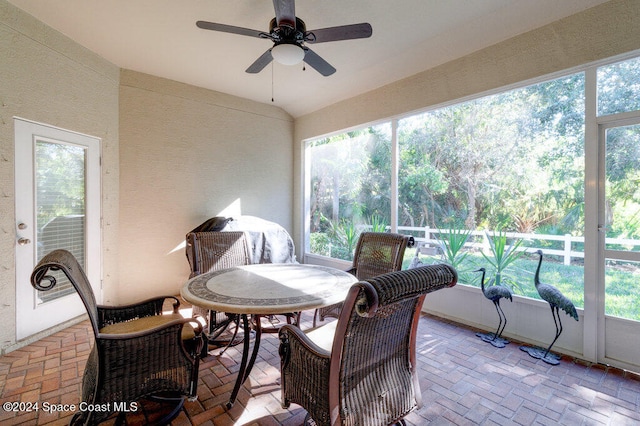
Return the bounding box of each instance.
[474,268,513,348]
[520,250,579,365]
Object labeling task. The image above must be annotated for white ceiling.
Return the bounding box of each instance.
[8,0,609,117]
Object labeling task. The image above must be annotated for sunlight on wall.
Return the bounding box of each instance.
[167,198,243,254]
[216,198,242,218]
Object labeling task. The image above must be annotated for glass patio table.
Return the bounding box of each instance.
[181,263,358,408]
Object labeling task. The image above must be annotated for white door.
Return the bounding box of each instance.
[14,118,101,340]
[598,116,640,371]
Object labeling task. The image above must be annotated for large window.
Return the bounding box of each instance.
[307,54,640,319]
[397,73,586,298]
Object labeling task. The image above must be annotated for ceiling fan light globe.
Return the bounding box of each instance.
[271,43,305,65]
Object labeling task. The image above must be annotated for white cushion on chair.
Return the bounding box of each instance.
[305,320,337,352]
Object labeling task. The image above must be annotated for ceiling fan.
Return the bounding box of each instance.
[196,0,373,76]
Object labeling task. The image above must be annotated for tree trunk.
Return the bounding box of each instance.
[465,178,477,229]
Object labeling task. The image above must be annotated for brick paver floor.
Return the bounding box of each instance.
[1,309,639,425]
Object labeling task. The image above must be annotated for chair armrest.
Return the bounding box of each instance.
[97,296,180,328]
[279,324,332,421]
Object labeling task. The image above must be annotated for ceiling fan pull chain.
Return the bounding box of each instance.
[271,62,275,102]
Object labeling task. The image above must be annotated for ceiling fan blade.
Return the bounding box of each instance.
[246,49,274,74]
[272,0,296,28]
[303,48,336,76]
[306,23,372,43]
[196,20,264,38]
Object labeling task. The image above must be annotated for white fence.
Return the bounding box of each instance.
[397,226,640,265]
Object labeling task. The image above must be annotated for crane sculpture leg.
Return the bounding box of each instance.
[476,300,510,348]
[544,305,564,359]
[519,305,563,365]
[494,300,508,340]
[519,304,565,365]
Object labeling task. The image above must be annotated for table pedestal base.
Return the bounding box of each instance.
[226,314,263,408]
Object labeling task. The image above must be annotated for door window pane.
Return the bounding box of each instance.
[603,123,640,322]
[604,124,640,252]
[605,259,640,320]
[35,139,86,303]
[308,124,392,260]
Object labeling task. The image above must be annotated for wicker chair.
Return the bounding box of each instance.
[186,231,251,343]
[279,264,457,426]
[186,231,298,344]
[30,249,204,426]
[314,232,410,327]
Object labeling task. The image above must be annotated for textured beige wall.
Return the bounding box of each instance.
[292,0,640,250]
[118,70,293,303]
[0,1,120,351]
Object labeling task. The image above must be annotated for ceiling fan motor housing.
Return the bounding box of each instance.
[269,17,306,45]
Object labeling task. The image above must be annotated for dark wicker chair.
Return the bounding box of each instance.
[186,231,251,279]
[186,231,298,344]
[279,264,457,426]
[186,231,251,342]
[314,232,410,327]
[30,249,204,426]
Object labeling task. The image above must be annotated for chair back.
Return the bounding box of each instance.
[31,249,101,335]
[352,232,409,280]
[330,264,457,425]
[186,231,251,278]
